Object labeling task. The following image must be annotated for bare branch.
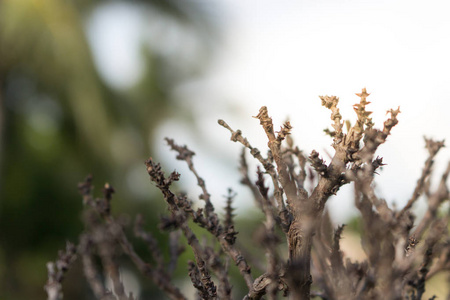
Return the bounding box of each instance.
[45,242,77,300]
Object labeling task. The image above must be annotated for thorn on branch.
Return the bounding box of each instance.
[320,95,339,109]
[383,107,401,134]
[424,137,445,157]
[254,106,273,132]
[372,156,386,174]
[309,150,328,176]
[224,225,239,245]
[276,121,292,144]
[324,128,336,137]
[350,88,373,151]
[405,235,419,256]
[145,159,167,188]
[319,95,343,145]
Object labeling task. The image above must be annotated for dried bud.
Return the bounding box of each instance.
[309,150,328,176]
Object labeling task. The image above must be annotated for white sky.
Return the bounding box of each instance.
[88,1,450,222]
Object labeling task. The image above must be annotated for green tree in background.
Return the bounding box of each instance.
[0,0,218,299]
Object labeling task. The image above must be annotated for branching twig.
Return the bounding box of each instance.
[218,119,291,230]
[399,138,445,218]
[45,242,77,300]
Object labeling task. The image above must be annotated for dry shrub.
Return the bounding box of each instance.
[45,89,450,300]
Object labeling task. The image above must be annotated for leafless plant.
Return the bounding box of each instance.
[45,89,450,300]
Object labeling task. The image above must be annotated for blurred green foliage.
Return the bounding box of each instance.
[0,0,218,299]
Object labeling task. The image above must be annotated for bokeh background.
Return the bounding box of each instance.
[1,0,449,299]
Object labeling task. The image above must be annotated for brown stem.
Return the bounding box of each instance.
[287,220,313,300]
